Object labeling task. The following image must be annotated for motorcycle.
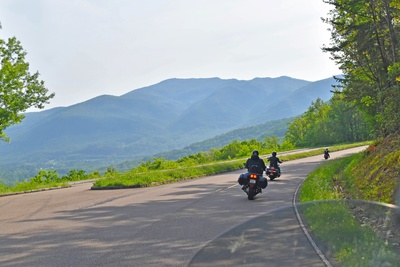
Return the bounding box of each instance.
[238,166,268,200]
[266,165,281,180]
[324,152,330,160]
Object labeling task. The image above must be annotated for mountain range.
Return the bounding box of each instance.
[0,76,338,183]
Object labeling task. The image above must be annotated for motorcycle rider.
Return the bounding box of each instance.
[267,151,282,176]
[324,148,330,158]
[244,150,266,175]
[238,150,266,187]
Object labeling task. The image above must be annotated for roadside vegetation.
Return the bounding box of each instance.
[299,135,400,266]
[300,134,399,205]
[299,200,400,266]
[0,138,369,194]
[0,169,99,195]
[295,1,400,263]
[92,142,370,188]
[294,0,400,263]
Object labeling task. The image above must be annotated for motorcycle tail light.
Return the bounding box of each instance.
[250,174,257,179]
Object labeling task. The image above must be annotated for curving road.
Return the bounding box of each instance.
[0,147,367,267]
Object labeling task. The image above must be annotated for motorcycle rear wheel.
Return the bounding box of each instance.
[248,187,255,200]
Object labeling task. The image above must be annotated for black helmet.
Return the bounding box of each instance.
[252,150,259,156]
[272,151,277,156]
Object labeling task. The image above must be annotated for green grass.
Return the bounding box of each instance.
[0,181,70,195]
[298,136,400,266]
[299,155,358,201]
[93,142,371,188]
[299,201,400,266]
[93,161,244,188]
[0,169,94,195]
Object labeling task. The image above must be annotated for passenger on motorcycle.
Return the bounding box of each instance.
[267,151,282,176]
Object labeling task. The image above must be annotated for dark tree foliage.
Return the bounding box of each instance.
[322,0,400,137]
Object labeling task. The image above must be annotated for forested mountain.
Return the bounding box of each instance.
[113,117,293,172]
[0,76,337,183]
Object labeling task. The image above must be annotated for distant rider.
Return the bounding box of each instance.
[267,151,282,176]
[324,148,330,158]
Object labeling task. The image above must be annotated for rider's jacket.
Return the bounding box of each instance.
[245,155,266,175]
[268,156,282,168]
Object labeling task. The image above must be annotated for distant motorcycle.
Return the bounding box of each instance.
[238,165,268,200]
[324,151,330,160]
[266,165,281,181]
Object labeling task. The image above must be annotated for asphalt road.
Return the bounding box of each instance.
[0,147,367,267]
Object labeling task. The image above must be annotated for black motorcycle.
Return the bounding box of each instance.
[266,165,281,180]
[238,166,268,200]
[324,152,330,160]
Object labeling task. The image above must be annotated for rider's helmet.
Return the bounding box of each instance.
[252,150,259,156]
[272,151,277,157]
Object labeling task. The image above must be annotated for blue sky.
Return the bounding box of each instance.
[0,0,340,110]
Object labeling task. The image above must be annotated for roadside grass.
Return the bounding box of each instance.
[0,169,96,195]
[299,137,400,266]
[299,155,358,201]
[299,201,400,266]
[93,161,244,188]
[299,136,399,204]
[348,136,400,203]
[93,142,371,189]
[0,180,69,195]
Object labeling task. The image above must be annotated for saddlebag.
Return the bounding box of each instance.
[238,174,249,185]
[257,177,268,189]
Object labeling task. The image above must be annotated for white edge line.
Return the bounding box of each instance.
[293,179,333,267]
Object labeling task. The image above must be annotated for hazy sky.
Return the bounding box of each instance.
[0,0,340,110]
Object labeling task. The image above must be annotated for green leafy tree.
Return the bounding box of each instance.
[284,96,371,147]
[264,136,280,151]
[322,0,400,136]
[284,98,331,147]
[326,94,372,143]
[105,167,118,176]
[0,26,54,141]
[30,170,59,183]
[62,169,87,181]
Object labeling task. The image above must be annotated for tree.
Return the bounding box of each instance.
[284,98,331,147]
[322,0,400,137]
[0,27,54,141]
[326,94,372,142]
[283,96,372,146]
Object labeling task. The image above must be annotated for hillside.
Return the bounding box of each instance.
[0,76,337,183]
[111,117,293,172]
[349,135,400,203]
